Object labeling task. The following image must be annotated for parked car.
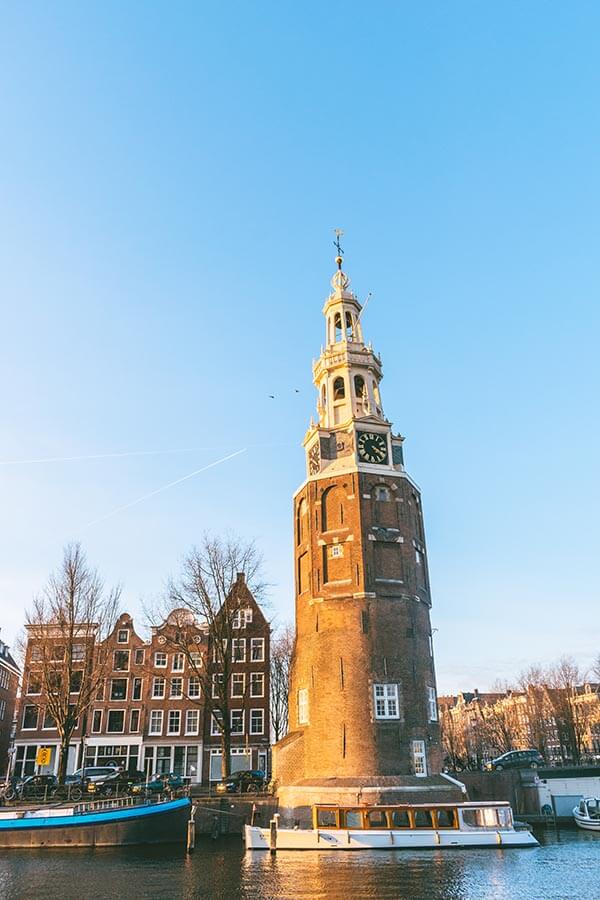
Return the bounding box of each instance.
[131,773,185,796]
[93,769,146,797]
[5,775,60,802]
[215,770,266,794]
[486,749,545,771]
[67,766,119,784]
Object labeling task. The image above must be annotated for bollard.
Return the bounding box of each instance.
[269,813,280,855]
[186,805,196,852]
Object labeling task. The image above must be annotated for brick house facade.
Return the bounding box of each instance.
[12,585,270,784]
[0,637,19,777]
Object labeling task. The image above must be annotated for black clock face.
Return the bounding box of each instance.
[357,431,388,464]
[308,442,320,475]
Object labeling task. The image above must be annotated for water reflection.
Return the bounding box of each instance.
[0,830,597,900]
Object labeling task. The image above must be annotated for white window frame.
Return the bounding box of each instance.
[185,709,199,735]
[412,739,428,777]
[26,673,42,695]
[132,677,143,701]
[149,709,163,736]
[231,673,246,699]
[250,672,264,698]
[110,678,128,702]
[212,673,223,699]
[230,709,244,736]
[374,683,400,720]
[22,705,39,730]
[427,686,438,722]
[250,708,264,735]
[154,652,167,668]
[298,688,309,725]
[152,676,166,699]
[189,651,202,669]
[167,709,181,735]
[250,638,265,662]
[210,712,223,736]
[113,649,130,672]
[134,648,145,665]
[170,677,183,699]
[232,638,246,663]
[117,629,129,644]
[172,653,185,672]
[91,709,103,734]
[188,676,201,699]
[130,709,141,733]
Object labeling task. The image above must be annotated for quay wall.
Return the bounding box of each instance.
[192,797,277,835]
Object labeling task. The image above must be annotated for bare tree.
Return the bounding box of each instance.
[517,666,553,759]
[439,700,466,771]
[592,654,600,683]
[162,533,266,779]
[546,656,588,766]
[482,700,515,756]
[24,544,120,782]
[270,624,294,742]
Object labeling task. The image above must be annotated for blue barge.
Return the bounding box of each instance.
[0,796,191,848]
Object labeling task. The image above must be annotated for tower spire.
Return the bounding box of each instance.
[333,227,344,270]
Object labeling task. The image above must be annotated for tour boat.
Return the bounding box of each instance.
[0,796,191,849]
[573,798,600,832]
[245,802,539,851]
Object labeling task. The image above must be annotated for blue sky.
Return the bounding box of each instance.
[1,3,598,692]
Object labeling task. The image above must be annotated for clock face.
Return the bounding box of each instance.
[357,431,388,464]
[308,442,321,475]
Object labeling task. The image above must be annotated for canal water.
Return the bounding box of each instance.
[0,829,597,899]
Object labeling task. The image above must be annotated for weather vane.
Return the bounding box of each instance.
[333,228,345,268]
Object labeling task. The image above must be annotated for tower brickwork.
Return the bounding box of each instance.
[276,255,442,786]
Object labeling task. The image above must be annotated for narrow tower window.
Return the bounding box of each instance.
[321,384,327,408]
[333,377,345,401]
[334,312,343,342]
[345,311,353,340]
[354,374,365,398]
[373,485,390,502]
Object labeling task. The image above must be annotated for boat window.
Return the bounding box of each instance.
[435,808,457,829]
[344,810,363,828]
[316,809,338,828]
[413,809,434,828]
[365,809,388,829]
[461,808,500,829]
[497,807,512,828]
[390,809,411,829]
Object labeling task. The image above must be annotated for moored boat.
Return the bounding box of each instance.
[0,796,191,849]
[573,798,600,832]
[245,802,538,851]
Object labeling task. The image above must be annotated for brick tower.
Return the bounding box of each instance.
[275,248,445,803]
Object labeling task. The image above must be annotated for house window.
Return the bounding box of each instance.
[172,653,185,672]
[117,629,129,644]
[211,712,223,736]
[167,710,181,735]
[22,705,39,729]
[110,678,128,701]
[250,709,264,735]
[185,709,199,735]
[107,710,125,733]
[96,680,105,701]
[132,677,143,701]
[113,650,130,672]
[130,709,140,733]
[91,710,102,733]
[212,673,223,699]
[149,710,163,735]
[213,640,227,663]
[134,649,145,665]
[188,676,201,698]
[152,677,165,699]
[374,485,390,502]
[374,683,400,719]
[70,670,83,694]
[250,638,264,662]
[233,608,253,629]
[170,677,183,698]
[412,739,428,777]
[43,708,57,729]
[27,673,42,695]
[72,644,85,661]
[30,646,42,662]
[231,673,246,698]
[330,544,343,558]
[250,672,264,698]
[230,710,244,735]
[154,652,167,668]
[415,548,424,567]
[232,638,246,662]
[189,651,202,668]
[0,699,4,721]
[427,686,438,722]
[298,688,309,725]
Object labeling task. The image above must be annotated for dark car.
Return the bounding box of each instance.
[131,773,185,796]
[93,769,146,797]
[486,749,545,771]
[5,775,60,802]
[215,770,266,794]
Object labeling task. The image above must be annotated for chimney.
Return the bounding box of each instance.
[236,572,245,584]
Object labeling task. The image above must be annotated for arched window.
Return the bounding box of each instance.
[354,374,365,398]
[374,485,390,502]
[333,377,345,401]
[334,312,343,342]
[296,498,308,545]
[322,485,345,532]
[321,383,327,407]
[345,311,353,341]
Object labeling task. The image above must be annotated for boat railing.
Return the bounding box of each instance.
[73,796,145,815]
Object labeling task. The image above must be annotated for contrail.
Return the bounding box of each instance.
[0,448,206,466]
[83,448,247,528]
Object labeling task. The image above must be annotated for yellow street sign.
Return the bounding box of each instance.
[36,747,52,767]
